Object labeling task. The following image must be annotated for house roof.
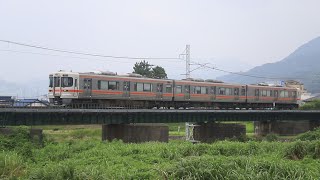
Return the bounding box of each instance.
[13,99,49,107]
[303,94,320,102]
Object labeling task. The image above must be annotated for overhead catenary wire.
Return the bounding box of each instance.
[0,39,310,80]
[0,49,183,64]
[0,39,181,60]
[188,60,309,80]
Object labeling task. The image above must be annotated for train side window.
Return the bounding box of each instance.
[255,89,259,96]
[280,90,289,98]
[234,88,239,95]
[176,85,182,93]
[200,87,208,94]
[219,87,225,95]
[262,90,267,97]
[280,91,284,97]
[98,80,108,90]
[274,90,278,97]
[166,84,172,93]
[226,88,232,95]
[266,90,270,96]
[194,86,201,94]
[134,83,144,91]
[270,90,273,97]
[285,91,289,98]
[241,89,246,96]
[108,81,119,90]
[144,83,152,92]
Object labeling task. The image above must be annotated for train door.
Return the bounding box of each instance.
[83,78,92,97]
[234,88,240,100]
[255,89,260,101]
[156,83,163,99]
[210,86,216,100]
[274,90,278,101]
[53,76,61,97]
[123,81,130,98]
[73,78,78,97]
[184,85,190,100]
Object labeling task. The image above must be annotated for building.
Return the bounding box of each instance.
[13,99,48,107]
[0,96,14,107]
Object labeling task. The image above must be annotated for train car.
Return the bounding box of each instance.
[48,71,80,105]
[246,84,299,109]
[173,78,246,108]
[48,71,174,108]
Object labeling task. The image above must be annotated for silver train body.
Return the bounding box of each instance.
[48,71,300,109]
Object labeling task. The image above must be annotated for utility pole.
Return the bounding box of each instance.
[185,45,191,140]
[185,45,191,79]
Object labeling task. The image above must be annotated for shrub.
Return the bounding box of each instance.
[295,128,320,141]
[284,140,308,160]
[300,100,320,110]
[265,133,279,142]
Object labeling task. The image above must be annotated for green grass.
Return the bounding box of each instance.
[2,126,320,179]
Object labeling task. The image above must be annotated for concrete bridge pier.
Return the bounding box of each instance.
[102,123,169,143]
[254,120,320,136]
[192,122,246,143]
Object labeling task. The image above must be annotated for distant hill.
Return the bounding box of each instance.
[218,37,320,93]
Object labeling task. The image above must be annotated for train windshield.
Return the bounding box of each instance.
[61,77,73,87]
[54,77,60,87]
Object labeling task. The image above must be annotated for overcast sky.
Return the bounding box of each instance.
[1,0,320,83]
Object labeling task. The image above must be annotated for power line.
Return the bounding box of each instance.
[0,49,183,64]
[0,49,133,64]
[189,60,309,80]
[0,39,181,60]
[0,39,309,80]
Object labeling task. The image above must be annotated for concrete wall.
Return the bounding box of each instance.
[102,123,169,143]
[193,122,246,143]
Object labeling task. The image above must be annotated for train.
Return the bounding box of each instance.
[48,71,300,109]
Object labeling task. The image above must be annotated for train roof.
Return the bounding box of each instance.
[50,71,80,76]
[49,71,299,90]
[78,72,173,83]
[247,84,298,90]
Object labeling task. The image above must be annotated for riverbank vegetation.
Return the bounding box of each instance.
[1,126,320,179]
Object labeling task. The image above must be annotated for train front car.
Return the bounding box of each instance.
[48,71,80,105]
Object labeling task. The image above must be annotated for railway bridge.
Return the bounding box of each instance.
[1,108,320,142]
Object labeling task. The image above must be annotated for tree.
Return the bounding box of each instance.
[132,60,153,78]
[132,60,168,79]
[151,66,167,79]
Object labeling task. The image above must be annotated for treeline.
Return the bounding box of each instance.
[300,100,320,110]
